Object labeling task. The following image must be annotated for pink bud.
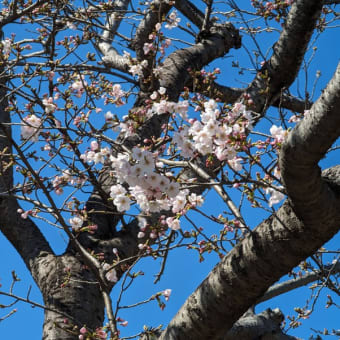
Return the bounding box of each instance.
[90,141,99,151]
[80,327,87,334]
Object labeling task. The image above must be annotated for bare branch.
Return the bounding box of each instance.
[257,262,340,304]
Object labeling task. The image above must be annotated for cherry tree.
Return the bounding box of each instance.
[0,0,340,339]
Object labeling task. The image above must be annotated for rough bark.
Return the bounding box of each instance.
[223,309,297,340]
[40,254,104,340]
[246,0,322,117]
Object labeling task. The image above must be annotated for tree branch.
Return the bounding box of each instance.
[0,76,53,279]
[280,62,340,227]
[130,0,172,59]
[98,0,131,72]
[189,79,310,113]
[257,261,340,304]
[245,0,322,117]
[224,309,298,340]
[160,23,241,101]
[174,0,205,28]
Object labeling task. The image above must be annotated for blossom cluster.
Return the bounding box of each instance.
[165,10,181,29]
[109,147,204,220]
[173,100,253,170]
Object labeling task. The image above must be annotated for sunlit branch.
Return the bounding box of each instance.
[98,0,131,73]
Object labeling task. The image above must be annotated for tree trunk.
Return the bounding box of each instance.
[40,254,104,340]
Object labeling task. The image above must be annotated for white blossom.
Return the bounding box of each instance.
[69,216,83,230]
[266,187,285,206]
[21,115,42,142]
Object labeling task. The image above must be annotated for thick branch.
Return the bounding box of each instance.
[0,78,53,280]
[131,0,172,59]
[99,0,131,72]
[280,62,340,227]
[160,23,241,101]
[190,79,310,113]
[157,181,340,340]
[224,309,297,340]
[174,0,205,28]
[246,0,322,117]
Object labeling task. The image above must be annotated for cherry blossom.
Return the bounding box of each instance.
[21,114,42,141]
[166,217,181,231]
[103,263,118,283]
[163,289,172,301]
[266,187,285,207]
[129,60,148,78]
[270,125,288,143]
[69,216,83,230]
[113,194,131,212]
[1,38,11,56]
[42,97,57,114]
[165,10,181,29]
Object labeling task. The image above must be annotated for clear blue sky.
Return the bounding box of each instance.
[0,2,340,339]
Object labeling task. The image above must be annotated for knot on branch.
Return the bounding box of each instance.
[196,22,242,51]
[322,165,340,197]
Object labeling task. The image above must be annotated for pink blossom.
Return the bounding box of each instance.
[42,97,57,114]
[90,140,99,151]
[79,327,87,334]
[270,125,288,143]
[95,328,107,339]
[103,263,118,283]
[69,216,83,230]
[47,71,55,81]
[1,38,11,55]
[166,217,181,230]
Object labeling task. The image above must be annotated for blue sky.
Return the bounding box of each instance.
[1,1,340,339]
